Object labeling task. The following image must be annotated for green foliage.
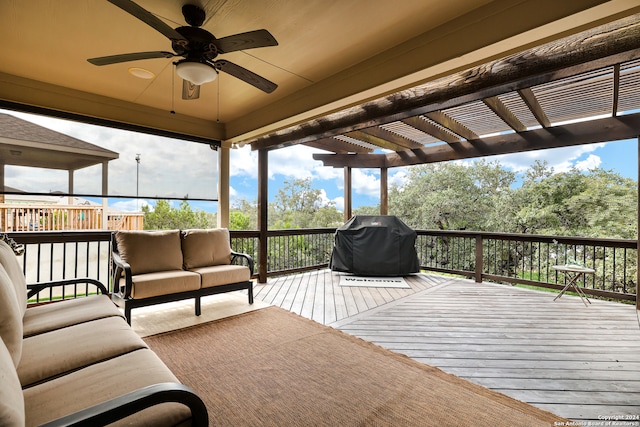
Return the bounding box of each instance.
[229,199,257,230]
[513,163,637,238]
[353,205,380,216]
[385,159,637,239]
[389,160,516,231]
[269,178,342,229]
[229,211,251,230]
[142,200,214,230]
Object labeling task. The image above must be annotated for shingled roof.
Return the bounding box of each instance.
[0,113,118,170]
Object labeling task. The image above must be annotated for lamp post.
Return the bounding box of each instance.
[135,154,141,210]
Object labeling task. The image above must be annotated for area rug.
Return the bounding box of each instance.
[130,293,270,338]
[339,275,410,288]
[144,306,564,426]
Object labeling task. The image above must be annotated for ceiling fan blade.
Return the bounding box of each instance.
[214,29,278,54]
[215,60,277,93]
[88,51,175,66]
[107,0,187,41]
[182,80,201,100]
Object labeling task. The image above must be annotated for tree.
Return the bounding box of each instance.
[229,211,251,230]
[353,205,380,216]
[270,178,342,228]
[230,199,257,230]
[389,160,516,231]
[514,167,637,238]
[143,200,213,230]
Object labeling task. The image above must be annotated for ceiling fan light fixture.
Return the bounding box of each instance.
[176,61,217,85]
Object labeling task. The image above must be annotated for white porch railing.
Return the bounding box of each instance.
[0,204,143,231]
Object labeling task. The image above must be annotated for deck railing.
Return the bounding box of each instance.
[0,204,143,232]
[230,229,335,276]
[415,230,637,302]
[10,231,113,303]
[9,229,637,304]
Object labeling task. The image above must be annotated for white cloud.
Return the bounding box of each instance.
[317,188,344,211]
[229,146,258,178]
[332,196,345,212]
[389,168,409,188]
[314,163,343,181]
[231,144,344,182]
[268,145,321,179]
[575,154,602,171]
[352,169,380,198]
[491,144,606,173]
[109,199,151,212]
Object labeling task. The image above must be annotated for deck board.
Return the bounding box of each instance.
[255,270,640,423]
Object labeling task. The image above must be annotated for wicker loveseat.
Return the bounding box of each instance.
[0,238,207,426]
[112,228,254,324]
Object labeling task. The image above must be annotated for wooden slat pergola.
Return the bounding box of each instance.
[244,15,640,312]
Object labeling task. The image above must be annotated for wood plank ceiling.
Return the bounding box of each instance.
[247,15,640,169]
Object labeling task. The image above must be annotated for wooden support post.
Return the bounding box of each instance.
[475,234,483,283]
[344,166,352,222]
[217,146,230,229]
[68,170,74,206]
[380,167,388,215]
[258,149,268,283]
[101,162,108,230]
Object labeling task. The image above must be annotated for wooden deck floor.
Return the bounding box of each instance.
[255,270,640,423]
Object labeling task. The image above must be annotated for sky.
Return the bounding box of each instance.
[2,108,638,214]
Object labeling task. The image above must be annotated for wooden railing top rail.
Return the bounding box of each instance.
[415,229,637,248]
[231,228,336,238]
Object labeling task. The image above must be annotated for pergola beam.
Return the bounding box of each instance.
[401,117,462,144]
[425,111,479,140]
[250,17,640,151]
[518,88,551,128]
[314,113,640,168]
[359,127,424,150]
[482,97,527,132]
[304,137,372,154]
[345,131,406,152]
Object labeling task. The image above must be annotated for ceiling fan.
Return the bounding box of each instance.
[88,0,278,99]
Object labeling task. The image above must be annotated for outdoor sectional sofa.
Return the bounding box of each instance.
[112,228,254,324]
[0,237,208,426]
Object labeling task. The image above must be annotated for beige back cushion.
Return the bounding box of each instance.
[0,337,24,426]
[0,266,23,368]
[115,230,184,275]
[182,228,232,269]
[0,240,27,317]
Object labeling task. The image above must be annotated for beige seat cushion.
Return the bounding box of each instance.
[23,295,123,338]
[116,230,183,275]
[191,264,250,288]
[18,316,148,387]
[181,228,232,269]
[0,240,27,317]
[0,266,23,367]
[124,270,201,299]
[23,348,192,427]
[0,337,24,427]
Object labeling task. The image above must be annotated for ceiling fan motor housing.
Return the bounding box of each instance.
[173,26,218,61]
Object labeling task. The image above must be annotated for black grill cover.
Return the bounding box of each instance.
[330,215,419,276]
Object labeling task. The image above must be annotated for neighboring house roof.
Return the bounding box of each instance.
[0,113,119,170]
